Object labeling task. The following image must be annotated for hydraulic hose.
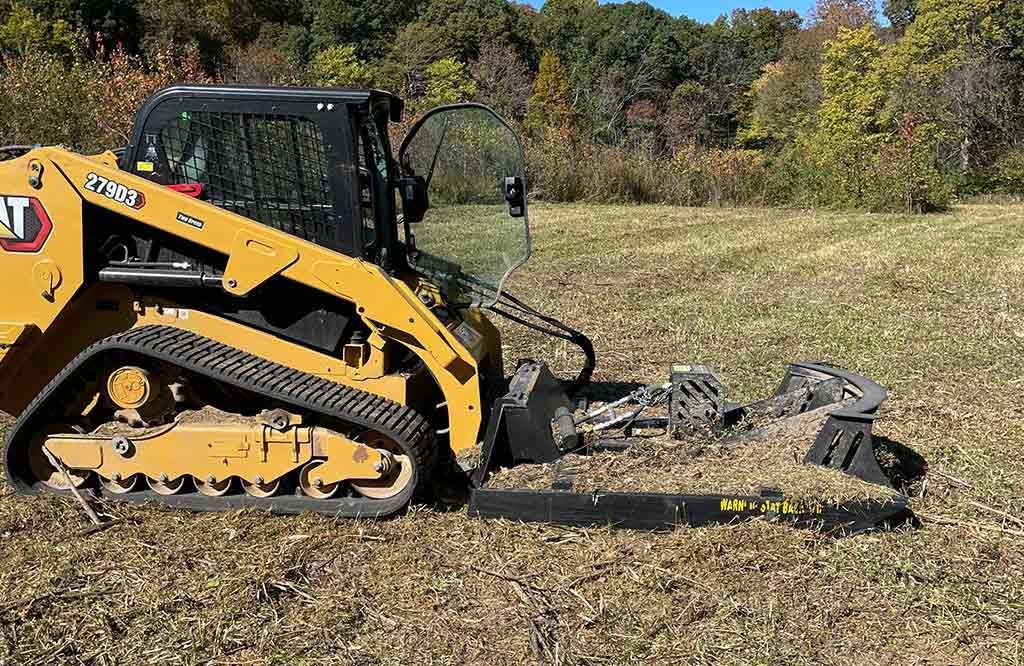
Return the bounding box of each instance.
[487,291,596,397]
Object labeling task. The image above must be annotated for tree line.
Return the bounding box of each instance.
[0,0,1022,211]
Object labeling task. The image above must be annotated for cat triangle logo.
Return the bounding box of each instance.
[0,196,52,252]
[0,197,30,241]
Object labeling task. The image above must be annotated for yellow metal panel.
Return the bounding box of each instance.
[45,423,310,484]
[0,323,26,346]
[44,422,386,485]
[0,154,85,334]
[0,154,88,408]
[0,323,25,366]
[46,148,485,452]
[223,228,299,296]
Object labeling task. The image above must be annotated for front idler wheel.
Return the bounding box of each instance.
[349,432,414,500]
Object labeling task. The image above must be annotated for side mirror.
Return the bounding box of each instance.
[505,176,525,218]
[399,176,429,223]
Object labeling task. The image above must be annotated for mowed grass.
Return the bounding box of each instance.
[2,203,1024,665]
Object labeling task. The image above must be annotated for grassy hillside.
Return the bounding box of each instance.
[2,204,1023,665]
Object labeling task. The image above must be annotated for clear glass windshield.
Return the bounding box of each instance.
[400,105,530,307]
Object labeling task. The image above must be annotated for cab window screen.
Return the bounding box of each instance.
[156,112,340,248]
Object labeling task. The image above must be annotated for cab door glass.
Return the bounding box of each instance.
[399,104,530,307]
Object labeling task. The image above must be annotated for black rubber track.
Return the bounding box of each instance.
[3,325,435,518]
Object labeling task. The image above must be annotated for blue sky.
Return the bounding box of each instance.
[523,0,875,24]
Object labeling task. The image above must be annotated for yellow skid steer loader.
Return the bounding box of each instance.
[0,86,911,532]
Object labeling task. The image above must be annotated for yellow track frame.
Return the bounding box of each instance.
[43,420,390,486]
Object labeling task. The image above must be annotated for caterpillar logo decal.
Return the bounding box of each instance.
[0,196,52,252]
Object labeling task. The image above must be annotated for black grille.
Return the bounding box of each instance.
[155,111,339,246]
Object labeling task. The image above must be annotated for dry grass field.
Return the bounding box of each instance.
[2,203,1023,665]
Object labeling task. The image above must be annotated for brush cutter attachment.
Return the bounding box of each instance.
[669,362,892,487]
[468,361,912,534]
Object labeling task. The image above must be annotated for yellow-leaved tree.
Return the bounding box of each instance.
[526,50,575,134]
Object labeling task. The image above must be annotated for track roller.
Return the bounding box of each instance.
[101,473,140,494]
[242,477,281,498]
[147,475,187,495]
[298,461,340,499]
[194,475,233,497]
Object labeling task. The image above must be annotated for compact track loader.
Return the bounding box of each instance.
[0,85,913,533]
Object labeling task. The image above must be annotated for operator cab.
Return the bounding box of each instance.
[123,85,530,307]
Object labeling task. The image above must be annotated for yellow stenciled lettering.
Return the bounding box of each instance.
[721,498,751,512]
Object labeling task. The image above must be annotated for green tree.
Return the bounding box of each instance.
[252,22,311,67]
[203,0,303,47]
[881,0,1014,173]
[15,0,142,53]
[415,0,531,62]
[728,8,802,69]
[526,50,575,133]
[739,0,877,147]
[377,21,452,98]
[688,8,803,146]
[422,57,476,108]
[533,0,597,67]
[740,60,816,145]
[306,0,424,61]
[571,2,694,142]
[0,3,78,57]
[807,25,887,203]
[307,44,375,87]
[583,2,688,81]
[138,0,225,68]
[999,0,1024,61]
[884,0,918,36]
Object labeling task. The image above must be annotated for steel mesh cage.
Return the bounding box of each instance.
[156,111,340,247]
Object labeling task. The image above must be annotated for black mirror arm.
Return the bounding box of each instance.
[505,176,526,218]
[400,176,429,224]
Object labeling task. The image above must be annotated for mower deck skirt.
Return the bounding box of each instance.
[468,488,911,534]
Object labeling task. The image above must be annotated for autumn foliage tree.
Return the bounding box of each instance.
[423,57,477,109]
[307,44,375,88]
[526,50,575,134]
